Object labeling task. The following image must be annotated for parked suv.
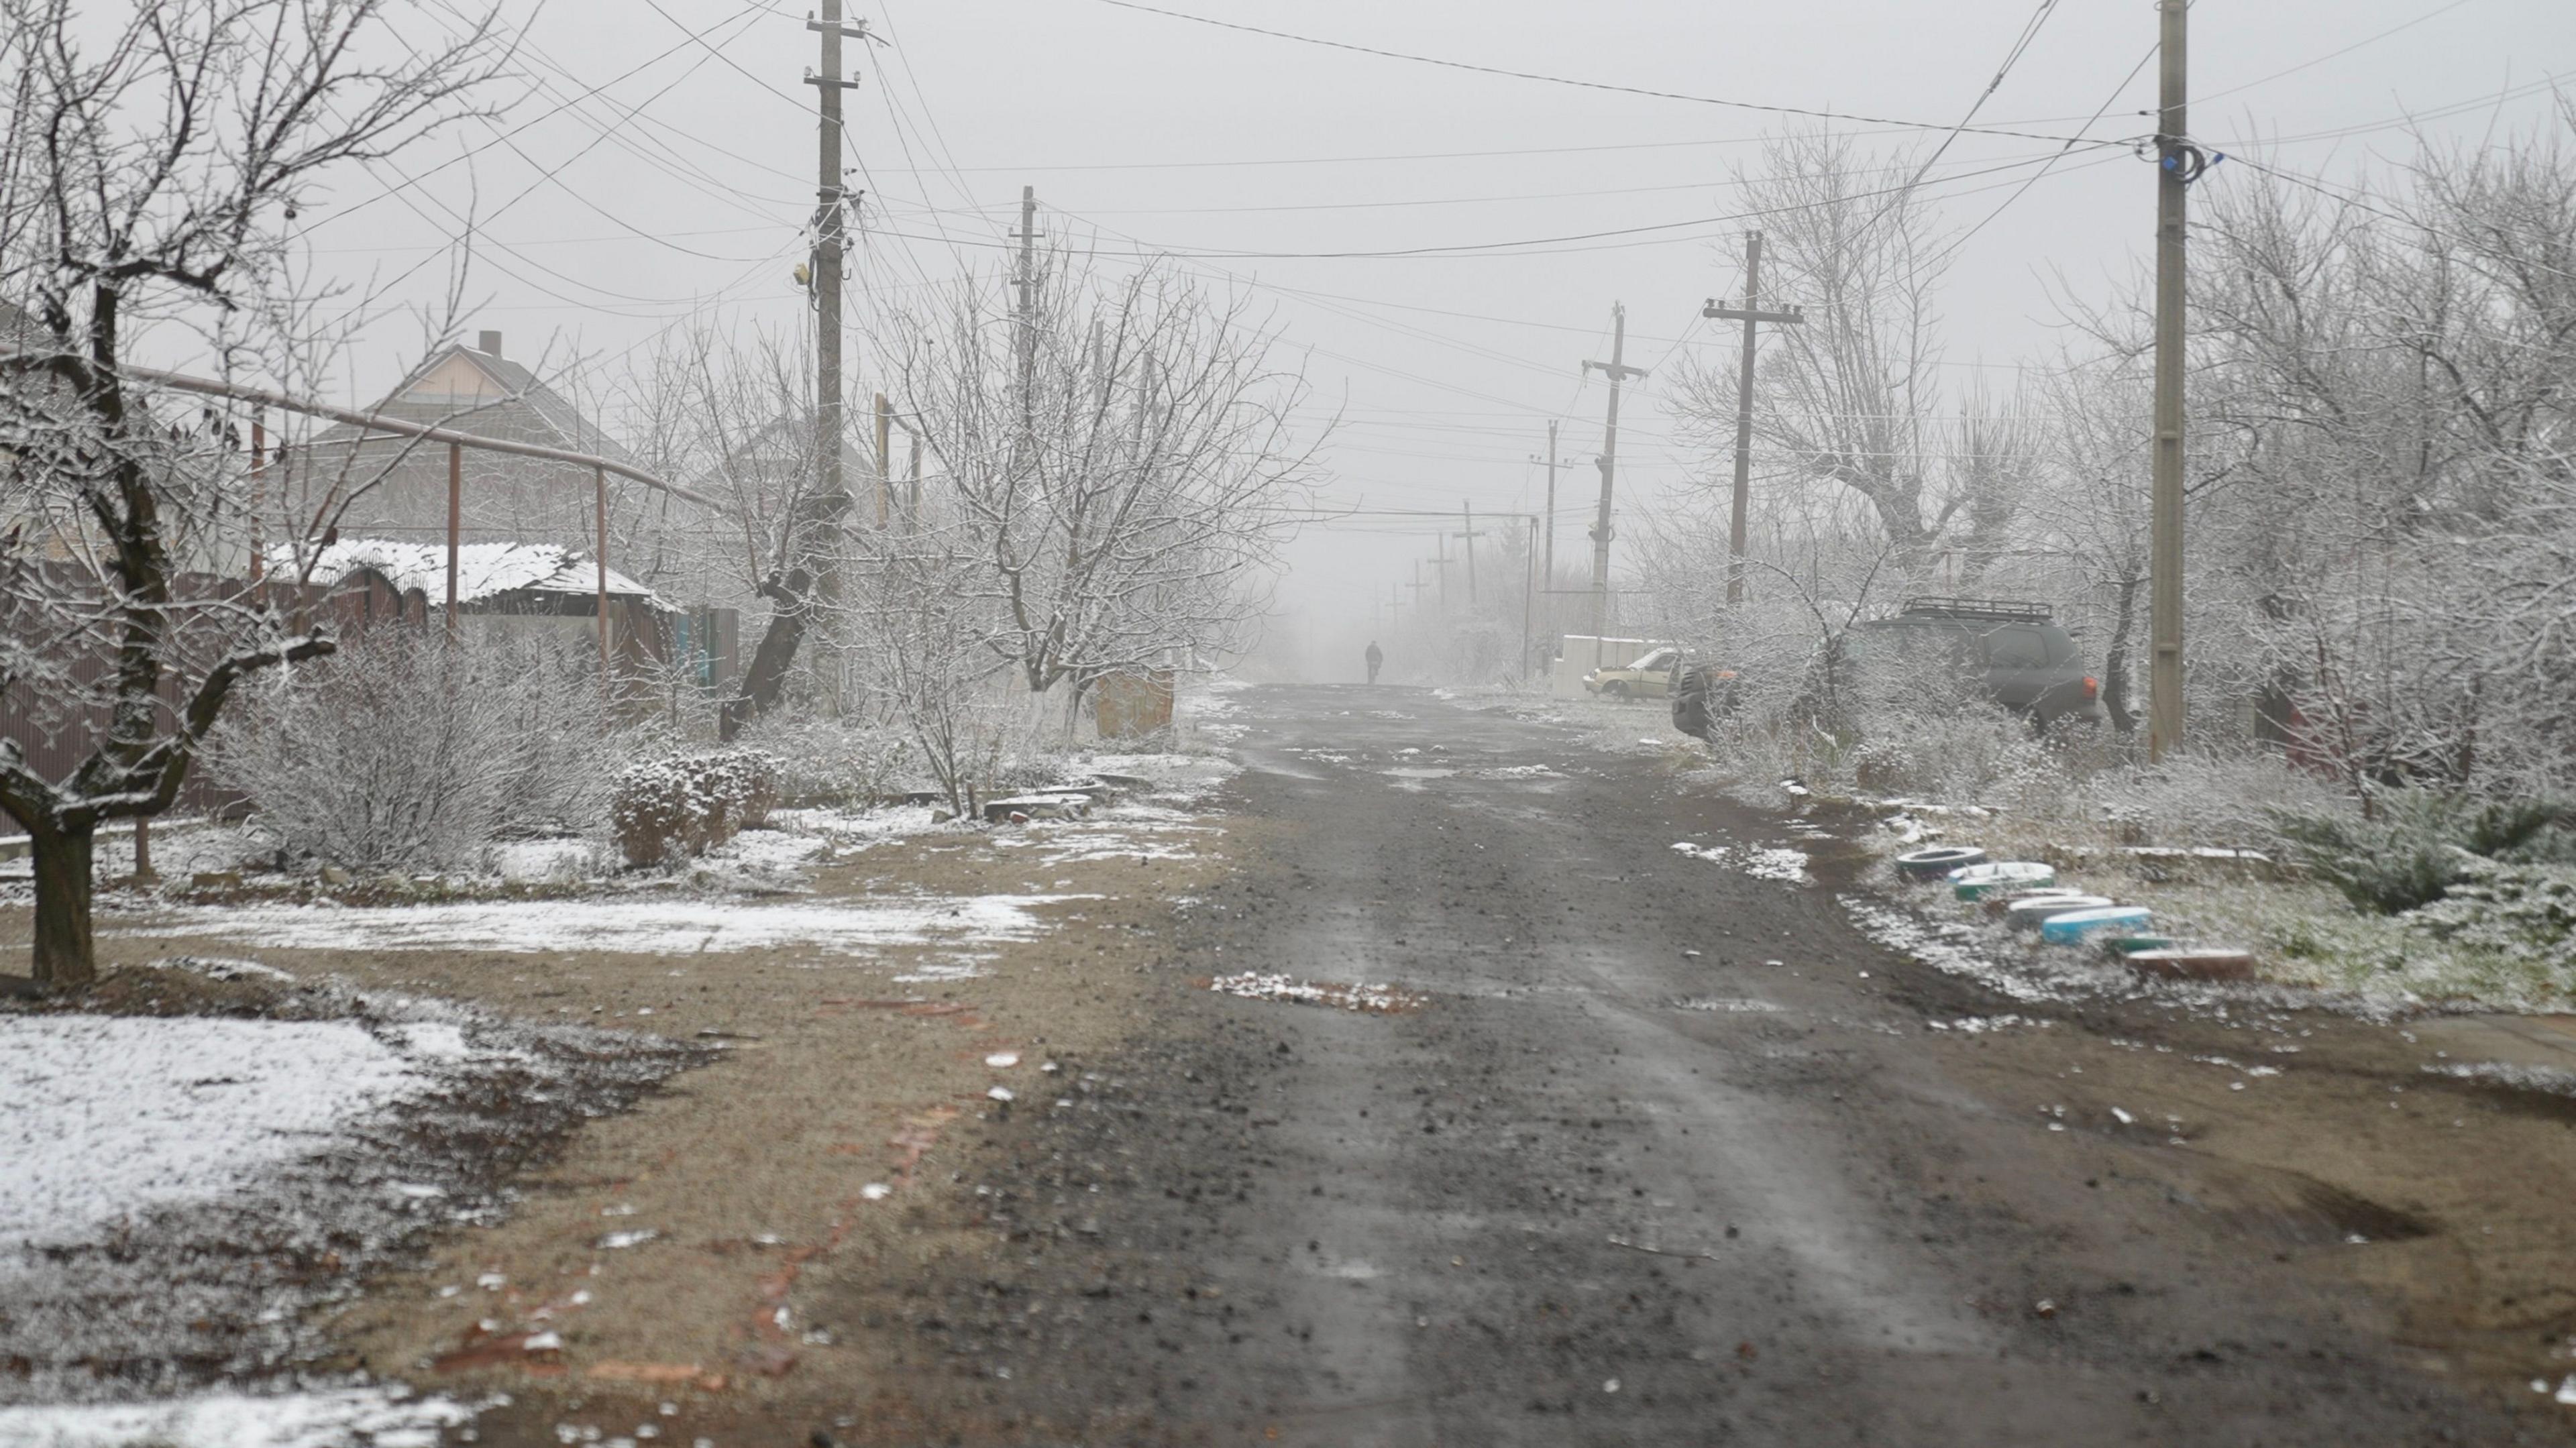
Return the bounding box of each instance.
[1851,597,2104,728]
[1668,664,1741,739]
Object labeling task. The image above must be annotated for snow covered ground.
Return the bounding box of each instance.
[121,892,1093,956]
[0,1387,474,1448]
[0,1015,432,1258]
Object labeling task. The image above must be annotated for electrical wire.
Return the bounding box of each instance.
[1086,0,2135,149]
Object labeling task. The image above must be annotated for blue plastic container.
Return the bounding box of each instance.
[2040,905,2152,945]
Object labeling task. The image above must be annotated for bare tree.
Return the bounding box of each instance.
[876,244,1319,707]
[2182,103,2576,793]
[0,0,501,986]
[1671,128,1962,567]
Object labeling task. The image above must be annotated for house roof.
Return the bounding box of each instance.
[286,538,674,612]
[314,342,631,463]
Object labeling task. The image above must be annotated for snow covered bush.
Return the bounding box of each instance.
[2404,858,2576,983]
[610,749,781,867]
[208,634,623,875]
[2268,789,2576,915]
[739,714,916,809]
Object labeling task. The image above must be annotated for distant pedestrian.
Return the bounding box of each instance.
[1364,640,1384,685]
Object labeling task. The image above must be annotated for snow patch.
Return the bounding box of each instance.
[1672,841,1810,883]
[124,894,1093,956]
[0,1016,427,1260]
[0,1388,473,1448]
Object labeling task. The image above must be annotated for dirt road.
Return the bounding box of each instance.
[34,683,2572,1445]
[781,683,2570,1445]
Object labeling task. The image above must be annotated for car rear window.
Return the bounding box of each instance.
[1984,626,2050,669]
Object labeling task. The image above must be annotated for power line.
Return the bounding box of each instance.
[2194,0,2489,105]
[1087,0,2137,149]
[864,150,2106,262]
[1928,43,2159,272]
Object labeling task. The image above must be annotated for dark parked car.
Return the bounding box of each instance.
[1851,597,2104,728]
[1669,663,1741,739]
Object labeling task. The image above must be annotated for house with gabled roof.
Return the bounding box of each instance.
[304,329,632,552]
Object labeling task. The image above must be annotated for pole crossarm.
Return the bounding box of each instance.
[1703,304,1805,325]
[0,345,724,510]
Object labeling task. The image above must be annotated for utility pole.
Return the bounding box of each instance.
[1582,304,1646,659]
[1703,232,1804,604]
[1536,421,1558,586]
[804,1,864,701]
[873,392,893,527]
[1434,535,1450,610]
[1012,185,1042,455]
[1521,515,1537,683]
[2148,0,2193,760]
[1462,500,1477,606]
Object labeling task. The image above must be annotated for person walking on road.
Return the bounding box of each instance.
[1364,641,1384,685]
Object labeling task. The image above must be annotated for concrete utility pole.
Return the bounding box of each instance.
[1462,500,1477,606]
[807,1,861,537]
[1521,515,1537,681]
[1582,304,1646,647]
[873,392,893,527]
[1534,420,1558,589]
[1703,231,1804,604]
[2148,0,2192,760]
[1012,185,1042,453]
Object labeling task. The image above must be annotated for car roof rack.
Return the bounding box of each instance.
[1896,596,2053,623]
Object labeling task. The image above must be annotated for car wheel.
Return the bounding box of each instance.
[1603,681,1628,700]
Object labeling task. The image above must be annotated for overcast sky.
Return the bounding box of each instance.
[278,0,2573,669]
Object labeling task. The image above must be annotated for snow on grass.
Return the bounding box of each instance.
[121,893,1095,957]
[0,1016,430,1260]
[0,1386,473,1448]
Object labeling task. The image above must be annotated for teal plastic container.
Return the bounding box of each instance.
[1949,861,2056,901]
[2040,905,2152,945]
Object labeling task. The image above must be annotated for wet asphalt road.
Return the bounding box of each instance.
[906,683,2538,1445]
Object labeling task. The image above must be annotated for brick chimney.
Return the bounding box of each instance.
[476,329,502,358]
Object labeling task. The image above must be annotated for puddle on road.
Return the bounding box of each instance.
[1204,972,1428,1013]
[1383,767,1458,781]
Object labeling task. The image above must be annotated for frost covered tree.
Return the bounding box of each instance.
[0,0,500,986]
[1670,128,1968,569]
[2181,104,2576,793]
[874,244,1318,708]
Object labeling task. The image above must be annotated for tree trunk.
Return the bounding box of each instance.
[30,820,96,989]
[2100,575,2141,735]
[718,568,813,742]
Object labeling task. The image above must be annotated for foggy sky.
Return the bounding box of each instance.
[270,0,2574,672]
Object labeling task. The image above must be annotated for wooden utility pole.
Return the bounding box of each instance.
[1582,304,1646,647]
[1703,231,1804,604]
[2148,0,2191,759]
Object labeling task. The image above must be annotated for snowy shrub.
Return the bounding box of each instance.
[610,749,780,867]
[2404,858,2576,981]
[739,714,916,808]
[2268,789,2576,915]
[209,634,625,875]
